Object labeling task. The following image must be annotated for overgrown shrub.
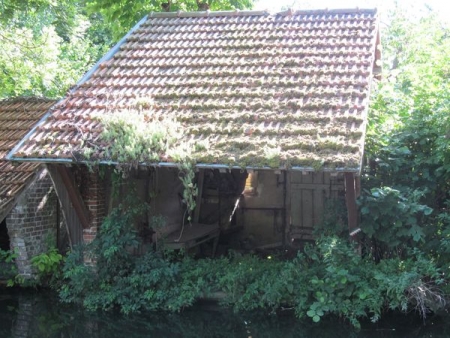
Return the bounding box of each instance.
[31,247,64,287]
[361,8,450,266]
[59,209,445,327]
[358,187,433,261]
[0,248,19,286]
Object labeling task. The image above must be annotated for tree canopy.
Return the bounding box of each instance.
[86,0,254,40]
[0,0,253,99]
[360,6,450,263]
[0,0,110,98]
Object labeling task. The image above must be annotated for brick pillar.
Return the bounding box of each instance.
[79,167,105,244]
[6,168,58,277]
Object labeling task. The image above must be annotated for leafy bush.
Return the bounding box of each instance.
[31,247,64,287]
[313,198,348,238]
[59,207,445,327]
[360,9,450,265]
[358,187,433,260]
[0,248,19,286]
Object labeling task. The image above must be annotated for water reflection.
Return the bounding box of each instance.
[0,289,448,338]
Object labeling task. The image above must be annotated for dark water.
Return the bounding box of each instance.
[0,289,448,338]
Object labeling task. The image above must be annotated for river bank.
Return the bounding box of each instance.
[1,288,449,338]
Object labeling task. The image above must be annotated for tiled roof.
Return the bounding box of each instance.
[10,8,380,171]
[0,98,55,212]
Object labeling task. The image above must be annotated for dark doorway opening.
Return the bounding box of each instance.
[0,218,10,251]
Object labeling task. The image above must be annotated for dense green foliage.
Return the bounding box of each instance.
[59,208,444,328]
[30,247,64,286]
[359,8,450,265]
[0,248,19,286]
[0,0,110,98]
[0,245,64,287]
[85,0,254,39]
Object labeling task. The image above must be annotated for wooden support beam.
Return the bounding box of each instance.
[47,164,90,246]
[56,166,90,229]
[282,170,287,247]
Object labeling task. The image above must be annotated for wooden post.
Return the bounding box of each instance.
[355,175,361,198]
[344,172,360,252]
[56,165,90,229]
[193,169,205,224]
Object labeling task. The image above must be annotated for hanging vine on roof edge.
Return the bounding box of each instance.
[82,98,198,221]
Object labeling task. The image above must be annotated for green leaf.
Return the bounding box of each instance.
[423,207,433,215]
[397,146,411,155]
[287,284,294,294]
[393,220,403,228]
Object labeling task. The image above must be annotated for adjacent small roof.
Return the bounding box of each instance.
[8,8,381,171]
[0,98,55,216]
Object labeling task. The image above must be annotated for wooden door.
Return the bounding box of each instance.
[289,172,344,243]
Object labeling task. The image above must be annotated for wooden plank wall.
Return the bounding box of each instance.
[289,171,344,241]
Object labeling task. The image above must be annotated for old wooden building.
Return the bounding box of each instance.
[7,8,381,252]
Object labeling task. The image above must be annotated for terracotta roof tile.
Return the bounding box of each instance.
[0,97,55,212]
[11,8,380,170]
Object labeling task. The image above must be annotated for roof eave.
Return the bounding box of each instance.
[6,156,360,173]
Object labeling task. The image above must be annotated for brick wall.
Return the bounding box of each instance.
[75,166,106,244]
[6,168,58,277]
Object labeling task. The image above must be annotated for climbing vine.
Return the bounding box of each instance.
[86,99,198,220]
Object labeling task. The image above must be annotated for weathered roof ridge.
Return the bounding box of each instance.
[148,8,377,18]
[289,8,377,15]
[148,10,269,18]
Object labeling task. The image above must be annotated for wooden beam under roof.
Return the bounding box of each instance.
[47,164,90,247]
